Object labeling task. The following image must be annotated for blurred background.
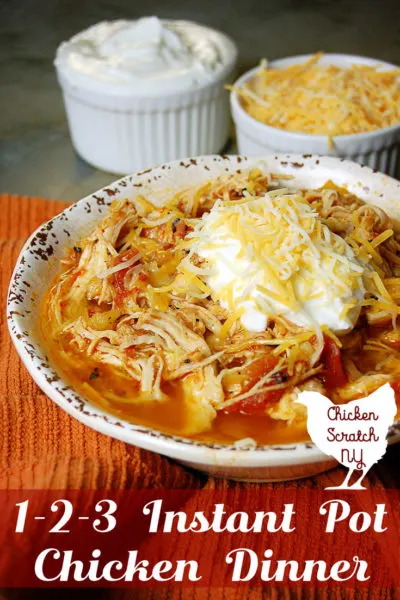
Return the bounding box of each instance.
[1,0,400,200]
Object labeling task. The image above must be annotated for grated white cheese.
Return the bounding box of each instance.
[97,254,141,279]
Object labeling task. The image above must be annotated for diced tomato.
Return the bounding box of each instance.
[386,340,400,349]
[125,347,136,359]
[138,272,149,283]
[225,388,285,415]
[224,354,286,415]
[113,268,128,301]
[113,270,126,293]
[115,248,139,265]
[173,219,193,239]
[111,248,141,305]
[321,335,347,389]
[114,288,130,307]
[175,220,187,238]
[243,354,279,383]
[229,188,244,200]
[390,379,400,403]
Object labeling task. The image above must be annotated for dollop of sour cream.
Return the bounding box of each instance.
[192,189,366,334]
[55,17,235,94]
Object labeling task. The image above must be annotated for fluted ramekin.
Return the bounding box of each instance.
[56,23,237,174]
[231,54,400,177]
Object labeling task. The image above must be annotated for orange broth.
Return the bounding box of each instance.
[40,294,308,445]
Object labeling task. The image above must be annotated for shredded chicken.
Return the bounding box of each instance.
[179,366,223,434]
[61,201,138,315]
[266,379,325,424]
[42,171,400,440]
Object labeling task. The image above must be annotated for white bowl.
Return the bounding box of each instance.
[231,54,400,177]
[7,154,400,482]
[55,21,237,175]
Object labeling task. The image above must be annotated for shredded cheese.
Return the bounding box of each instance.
[371,229,394,248]
[231,53,400,145]
[97,255,141,279]
[177,266,212,295]
[189,188,365,333]
[219,307,245,340]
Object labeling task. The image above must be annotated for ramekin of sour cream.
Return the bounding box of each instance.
[55,17,237,174]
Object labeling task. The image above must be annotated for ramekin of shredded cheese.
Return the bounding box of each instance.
[230,53,400,177]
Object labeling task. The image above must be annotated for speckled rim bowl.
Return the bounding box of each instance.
[231,54,400,177]
[7,154,400,482]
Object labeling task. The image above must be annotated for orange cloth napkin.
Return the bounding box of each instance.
[1,193,399,599]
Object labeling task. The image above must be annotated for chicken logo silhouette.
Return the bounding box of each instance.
[296,383,397,490]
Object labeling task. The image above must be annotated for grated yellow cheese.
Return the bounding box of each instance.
[231,53,400,146]
[219,307,245,340]
[177,266,212,295]
[362,299,400,314]
[352,233,383,264]
[320,325,342,348]
[372,272,393,302]
[347,220,400,315]
[371,229,394,248]
[188,188,365,332]
[273,331,316,355]
[134,195,157,216]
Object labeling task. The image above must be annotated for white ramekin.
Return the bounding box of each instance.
[55,23,237,175]
[231,54,400,177]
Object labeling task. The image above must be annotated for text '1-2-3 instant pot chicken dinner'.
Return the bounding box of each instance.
[42,167,400,445]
